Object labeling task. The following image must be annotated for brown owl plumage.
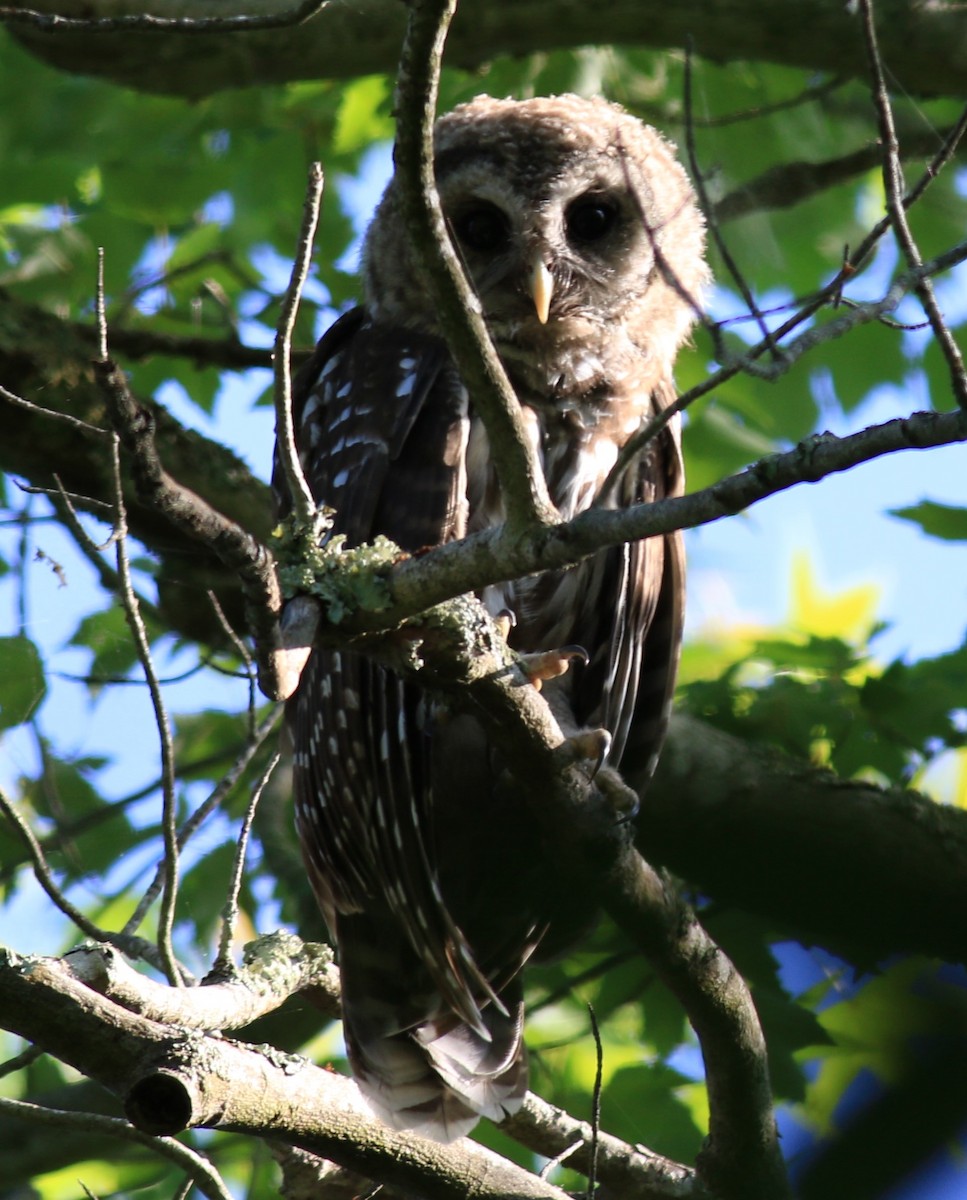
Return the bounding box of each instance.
[275,94,708,1141]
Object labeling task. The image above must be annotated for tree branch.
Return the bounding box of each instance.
[65,933,341,1028]
[643,714,967,967]
[0,949,584,1200]
[373,405,967,637]
[0,0,328,34]
[6,0,967,101]
[504,1094,707,1200]
[95,356,290,697]
[0,1095,233,1200]
[858,0,967,409]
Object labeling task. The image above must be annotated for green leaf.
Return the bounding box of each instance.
[889,500,967,542]
[684,403,779,492]
[21,752,137,882]
[68,605,145,686]
[177,839,244,936]
[0,635,46,729]
[603,1062,704,1159]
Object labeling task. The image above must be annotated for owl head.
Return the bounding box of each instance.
[363,94,708,372]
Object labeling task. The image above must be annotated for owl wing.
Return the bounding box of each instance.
[278,309,505,1029]
[579,391,685,782]
[283,306,465,547]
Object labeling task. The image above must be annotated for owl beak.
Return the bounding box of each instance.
[530,257,554,324]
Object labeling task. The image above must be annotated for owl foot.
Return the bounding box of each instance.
[519,644,589,690]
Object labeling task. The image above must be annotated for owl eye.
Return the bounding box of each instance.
[566,197,618,244]
[452,203,510,253]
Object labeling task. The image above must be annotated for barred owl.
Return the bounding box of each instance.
[276,94,708,1142]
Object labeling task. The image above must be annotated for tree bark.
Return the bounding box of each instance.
[5,0,967,101]
[645,714,967,966]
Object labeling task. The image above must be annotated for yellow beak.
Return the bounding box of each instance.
[530,257,554,324]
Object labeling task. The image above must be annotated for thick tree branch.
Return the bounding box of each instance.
[337,593,787,1200]
[5,0,967,101]
[504,1095,706,1200]
[70,321,281,370]
[714,125,967,222]
[54,933,712,1197]
[0,950,591,1200]
[95,356,290,696]
[0,0,327,33]
[602,853,789,1200]
[644,714,967,967]
[0,287,272,641]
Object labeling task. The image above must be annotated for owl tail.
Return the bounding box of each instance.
[337,922,527,1142]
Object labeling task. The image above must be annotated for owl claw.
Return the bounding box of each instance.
[567,727,611,775]
[519,644,589,690]
[563,729,639,816]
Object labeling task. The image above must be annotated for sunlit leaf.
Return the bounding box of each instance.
[789,551,881,642]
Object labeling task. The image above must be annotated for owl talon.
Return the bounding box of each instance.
[519,644,589,690]
[567,727,612,775]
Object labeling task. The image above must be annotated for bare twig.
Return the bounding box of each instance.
[96,248,108,362]
[0,785,164,969]
[107,436,182,987]
[0,786,108,940]
[47,475,165,636]
[208,589,258,739]
[684,39,781,363]
[539,1138,583,1181]
[121,704,281,938]
[394,0,557,534]
[0,1044,43,1079]
[586,1005,602,1200]
[688,74,847,128]
[213,753,280,975]
[597,224,967,508]
[858,0,967,409]
[0,384,108,438]
[274,162,326,531]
